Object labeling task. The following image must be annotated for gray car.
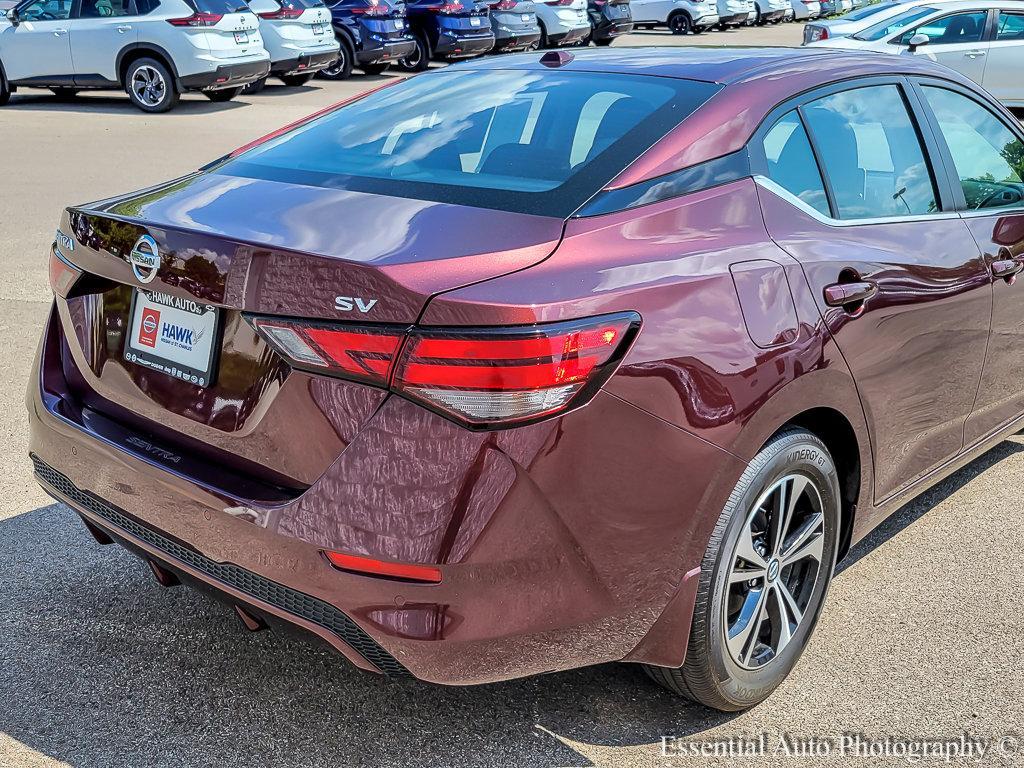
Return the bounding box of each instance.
[804,0,911,41]
[489,0,541,50]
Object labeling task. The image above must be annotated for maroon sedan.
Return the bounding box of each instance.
[29,47,1024,711]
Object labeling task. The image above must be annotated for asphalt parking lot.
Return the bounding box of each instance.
[3,20,1024,768]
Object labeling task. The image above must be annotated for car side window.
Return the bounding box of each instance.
[996,11,1024,40]
[17,0,73,20]
[921,86,1024,211]
[898,12,987,45]
[801,85,939,220]
[761,111,830,216]
[79,0,135,17]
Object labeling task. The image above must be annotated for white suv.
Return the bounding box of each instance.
[630,0,720,33]
[0,0,270,112]
[245,0,338,91]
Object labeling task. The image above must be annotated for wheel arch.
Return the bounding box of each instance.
[334,25,357,57]
[116,43,181,89]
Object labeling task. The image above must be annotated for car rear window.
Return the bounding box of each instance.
[852,5,935,40]
[187,0,249,13]
[215,70,720,216]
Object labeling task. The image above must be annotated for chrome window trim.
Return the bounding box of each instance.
[754,175,963,226]
[960,206,1024,218]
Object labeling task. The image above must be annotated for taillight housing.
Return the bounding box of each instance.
[490,0,516,8]
[258,6,304,18]
[437,1,464,11]
[49,246,81,298]
[167,11,223,25]
[249,313,641,429]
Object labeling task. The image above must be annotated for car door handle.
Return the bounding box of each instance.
[117,24,132,32]
[965,50,986,58]
[53,28,68,36]
[991,258,1022,281]
[823,280,878,309]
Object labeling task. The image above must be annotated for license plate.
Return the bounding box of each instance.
[234,31,249,44]
[395,19,404,28]
[312,23,324,34]
[471,16,481,25]
[126,290,220,388]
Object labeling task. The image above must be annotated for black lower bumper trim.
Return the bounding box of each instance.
[179,60,271,90]
[270,50,339,76]
[31,454,410,677]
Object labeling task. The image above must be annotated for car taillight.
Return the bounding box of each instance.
[490,0,516,8]
[250,313,641,428]
[49,246,81,298]
[350,0,388,14]
[167,11,223,25]
[258,7,304,18]
[542,0,573,5]
[438,1,464,11]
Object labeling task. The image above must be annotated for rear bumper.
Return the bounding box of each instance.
[355,36,418,64]
[433,30,495,58]
[179,59,271,91]
[760,8,786,21]
[591,18,634,39]
[492,28,542,51]
[28,303,737,685]
[718,11,750,25]
[269,50,340,77]
[547,24,589,46]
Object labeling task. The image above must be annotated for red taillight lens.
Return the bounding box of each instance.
[438,1,464,11]
[323,550,442,583]
[49,246,81,298]
[490,0,516,8]
[258,7,304,18]
[250,318,405,385]
[542,0,573,6]
[351,0,388,13]
[167,11,223,25]
[249,313,640,428]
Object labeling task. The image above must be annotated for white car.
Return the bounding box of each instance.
[245,0,337,91]
[716,0,753,26]
[790,0,821,19]
[630,0,720,33]
[754,0,787,23]
[0,0,269,111]
[808,1,1024,106]
[535,0,590,47]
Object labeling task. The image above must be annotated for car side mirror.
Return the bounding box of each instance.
[907,33,929,52]
[6,8,19,25]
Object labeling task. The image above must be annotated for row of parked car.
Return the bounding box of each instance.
[0,0,864,112]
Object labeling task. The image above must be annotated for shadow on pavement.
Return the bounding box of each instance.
[5,93,249,115]
[2,439,1020,767]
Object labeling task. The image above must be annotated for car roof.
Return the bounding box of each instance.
[449,45,971,85]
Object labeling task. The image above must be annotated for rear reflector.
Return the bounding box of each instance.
[249,313,641,428]
[323,550,443,583]
[49,246,81,298]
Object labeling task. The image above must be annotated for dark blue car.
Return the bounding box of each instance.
[394,0,495,72]
[320,0,417,78]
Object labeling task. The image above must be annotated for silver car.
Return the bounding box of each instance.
[819,0,852,14]
[808,0,1024,107]
[804,0,915,42]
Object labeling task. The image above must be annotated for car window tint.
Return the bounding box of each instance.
[79,0,132,17]
[852,5,934,40]
[761,111,830,216]
[217,71,720,216]
[996,11,1024,40]
[922,87,1024,210]
[802,85,938,219]
[17,0,73,20]
[899,11,987,45]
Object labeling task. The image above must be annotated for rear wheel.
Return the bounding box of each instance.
[0,72,9,107]
[242,76,267,94]
[397,34,429,72]
[668,12,692,34]
[359,63,390,75]
[319,41,353,80]
[643,428,840,711]
[49,87,80,100]
[280,73,313,87]
[205,86,241,102]
[125,57,178,113]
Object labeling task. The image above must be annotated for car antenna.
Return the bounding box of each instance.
[540,51,574,68]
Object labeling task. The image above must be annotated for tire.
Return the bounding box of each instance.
[537,21,550,49]
[280,73,313,87]
[397,34,429,72]
[359,63,390,75]
[0,71,9,107]
[50,87,79,100]
[242,76,267,94]
[643,428,841,711]
[593,37,613,46]
[668,12,692,34]
[319,40,353,80]
[125,57,178,113]
[205,86,241,102]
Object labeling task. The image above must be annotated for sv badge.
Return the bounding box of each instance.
[335,295,378,314]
